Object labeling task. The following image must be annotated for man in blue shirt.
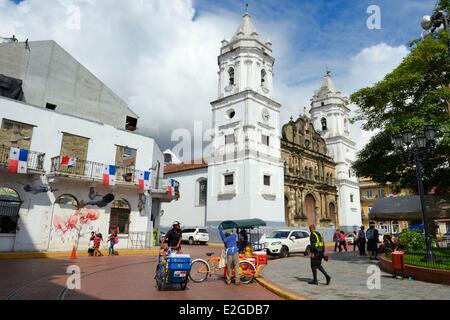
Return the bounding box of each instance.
[218,225,240,285]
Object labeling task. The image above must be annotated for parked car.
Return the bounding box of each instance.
[159,231,165,244]
[345,233,356,245]
[182,228,209,245]
[261,230,311,258]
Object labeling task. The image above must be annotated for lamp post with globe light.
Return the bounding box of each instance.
[421,9,450,117]
[421,10,450,55]
[393,126,437,261]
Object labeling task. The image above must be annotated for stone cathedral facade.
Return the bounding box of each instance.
[281,115,339,228]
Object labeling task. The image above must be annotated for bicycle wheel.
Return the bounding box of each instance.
[189,259,210,283]
[239,261,256,284]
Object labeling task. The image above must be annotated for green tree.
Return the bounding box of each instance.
[350,1,450,193]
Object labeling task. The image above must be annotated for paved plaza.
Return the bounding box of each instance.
[262,251,450,300]
[0,246,280,300]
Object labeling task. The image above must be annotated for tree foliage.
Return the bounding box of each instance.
[350,0,450,193]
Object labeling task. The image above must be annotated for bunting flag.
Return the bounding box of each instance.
[60,156,77,168]
[102,165,116,186]
[167,178,178,196]
[138,170,151,191]
[8,147,28,174]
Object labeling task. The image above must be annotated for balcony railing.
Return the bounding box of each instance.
[0,144,45,172]
[50,156,141,185]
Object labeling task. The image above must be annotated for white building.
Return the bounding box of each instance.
[161,12,285,228]
[0,41,176,252]
[309,72,362,232]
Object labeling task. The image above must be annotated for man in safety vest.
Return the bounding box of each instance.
[308,224,331,285]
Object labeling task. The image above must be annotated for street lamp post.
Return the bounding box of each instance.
[393,126,437,262]
[421,9,450,55]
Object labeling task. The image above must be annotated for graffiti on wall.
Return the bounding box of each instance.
[52,208,100,248]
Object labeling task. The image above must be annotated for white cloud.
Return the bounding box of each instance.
[0,1,410,155]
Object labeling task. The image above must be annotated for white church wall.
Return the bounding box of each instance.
[161,168,208,228]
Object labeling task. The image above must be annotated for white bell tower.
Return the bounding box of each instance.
[206,12,285,226]
[309,72,362,232]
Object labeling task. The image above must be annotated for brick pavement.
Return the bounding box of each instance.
[0,245,281,300]
[262,251,450,300]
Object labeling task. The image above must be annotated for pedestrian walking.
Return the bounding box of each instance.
[357,226,367,256]
[308,224,331,286]
[366,224,379,260]
[333,229,340,252]
[338,230,347,252]
[352,231,358,251]
[88,231,95,256]
[108,232,118,256]
[218,225,240,286]
[94,233,104,257]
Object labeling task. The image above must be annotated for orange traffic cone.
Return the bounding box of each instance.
[70,245,77,260]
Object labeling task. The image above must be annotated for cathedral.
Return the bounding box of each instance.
[161,12,361,231]
[281,114,339,228]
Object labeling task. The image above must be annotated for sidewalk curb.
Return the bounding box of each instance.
[255,265,308,300]
[207,243,224,247]
[0,249,160,260]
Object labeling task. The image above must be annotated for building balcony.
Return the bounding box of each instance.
[0,144,45,173]
[48,156,180,201]
[150,179,180,203]
[49,156,141,186]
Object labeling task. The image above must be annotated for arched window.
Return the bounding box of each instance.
[197,179,207,207]
[55,194,79,208]
[321,118,328,131]
[228,67,235,86]
[309,168,313,180]
[326,173,330,185]
[0,187,22,234]
[261,69,267,87]
[110,199,131,234]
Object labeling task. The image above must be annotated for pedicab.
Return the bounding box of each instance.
[155,247,192,291]
[189,219,268,283]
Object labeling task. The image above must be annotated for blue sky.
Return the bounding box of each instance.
[2,0,439,152]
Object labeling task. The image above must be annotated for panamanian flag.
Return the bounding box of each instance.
[8,147,28,174]
[167,178,177,196]
[102,165,116,186]
[60,156,77,168]
[138,170,151,191]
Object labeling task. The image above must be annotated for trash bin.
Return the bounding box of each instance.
[391,251,405,279]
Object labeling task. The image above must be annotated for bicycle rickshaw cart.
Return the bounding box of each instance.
[155,249,191,291]
[189,219,268,284]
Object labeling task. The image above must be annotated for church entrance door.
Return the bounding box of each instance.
[304,194,316,226]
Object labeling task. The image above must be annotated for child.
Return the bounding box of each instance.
[88,231,96,256]
[108,233,118,256]
[339,231,348,252]
[94,233,104,257]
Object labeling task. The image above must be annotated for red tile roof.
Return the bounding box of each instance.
[164,160,208,174]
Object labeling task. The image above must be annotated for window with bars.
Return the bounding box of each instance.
[224,174,234,186]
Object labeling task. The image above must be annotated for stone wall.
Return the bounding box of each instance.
[0,119,33,150]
